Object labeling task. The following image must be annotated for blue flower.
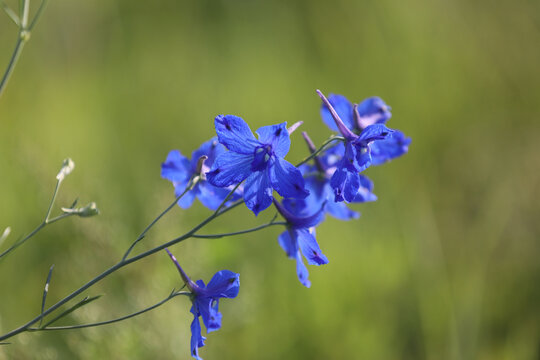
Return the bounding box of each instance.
[320,92,411,166]
[274,199,328,288]
[206,115,309,215]
[317,90,394,202]
[161,138,239,210]
[293,135,377,220]
[166,249,240,360]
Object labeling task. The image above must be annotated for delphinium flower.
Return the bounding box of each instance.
[161,137,240,210]
[206,115,308,215]
[273,199,328,287]
[320,92,411,165]
[166,249,240,360]
[317,90,394,203]
[292,132,377,221]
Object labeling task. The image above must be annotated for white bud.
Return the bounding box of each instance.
[56,158,75,182]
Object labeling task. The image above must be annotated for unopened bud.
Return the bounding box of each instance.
[62,202,99,217]
[287,121,303,135]
[56,158,75,182]
[0,226,11,247]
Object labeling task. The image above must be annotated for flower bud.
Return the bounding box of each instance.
[56,158,75,182]
[61,202,99,217]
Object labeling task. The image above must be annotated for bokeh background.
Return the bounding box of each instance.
[1,0,539,359]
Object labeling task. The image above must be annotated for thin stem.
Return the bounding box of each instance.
[28,291,190,332]
[0,179,65,260]
[214,182,242,215]
[0,36,26,98]
[295,136,344,168]
[28,0,47,30]
[192,218,285,239]
[122,177,198,261]
[20,0,30,28]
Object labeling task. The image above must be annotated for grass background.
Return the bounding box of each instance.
[1,0,539,359]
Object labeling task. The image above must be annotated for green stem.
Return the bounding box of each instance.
[0,36,26,99]
[28,291,190,331]
[122,177,199,261]
[192,217,285,239]
[295,136,344,167]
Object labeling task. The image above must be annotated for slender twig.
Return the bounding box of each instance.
[295,136,344,167]
[0,179,67,260]
[39,295,103,329]
[122,177,199,261]
[192,215,285,239]
[28,0,47,31]
[214,182,242,215]
[28,291,190,332]
[39,265,55,327]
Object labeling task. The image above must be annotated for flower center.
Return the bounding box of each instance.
[252,145,273,171]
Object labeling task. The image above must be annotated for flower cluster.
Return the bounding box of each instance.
[161,90,410,359]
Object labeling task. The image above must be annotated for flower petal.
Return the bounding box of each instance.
[352,175,378,203]
[278,230,311,287]
[190,137,225,170]
[197,182,231,210]
[214,115,259,154]
[206,152,253,187]
[176,183,198,209]
[189,312,205,360]
[370,130,411,166]
[356,124,393,145]
[243,170,273,215]
[161,150,192,183]
[205,270,240,299]
[357,96,392,127]
[255,123,291,157]
[269,157,309,199]
[325,199,360,220]
[330,164,361,203]
[197,297,222,333]
[296,228,329,265]
[320,94,355,132]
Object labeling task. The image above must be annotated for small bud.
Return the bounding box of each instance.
[56,158,75,182]
[61,202,99,217]
[195,155,208,176]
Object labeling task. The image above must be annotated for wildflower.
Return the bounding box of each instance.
[317,90,393,202]
[274,199,328,288]
[320,92,411,166]
[161,138,238,210]
[166,249,240,360]
[207,115,308,215]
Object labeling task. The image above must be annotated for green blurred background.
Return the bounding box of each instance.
[1,0,539,359]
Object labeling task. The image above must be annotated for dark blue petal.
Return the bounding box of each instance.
[330,165,361,202]
[243,170,273,215]
[320,94,355,132]
[295,228,329,265]
[204,270,240,299]
[176,183,198,209]
[197,182,231,210]
[197,297,222,333]
[255,123,291,158]
[356,124,393,145]
[370,130,411,165]
[161,150,192,183]
[189,313,205,360]
[356,96,392,126]
[269,157,309,199]
[206,152,253,187]
[214,115,259,154]
[320,142,345,170]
